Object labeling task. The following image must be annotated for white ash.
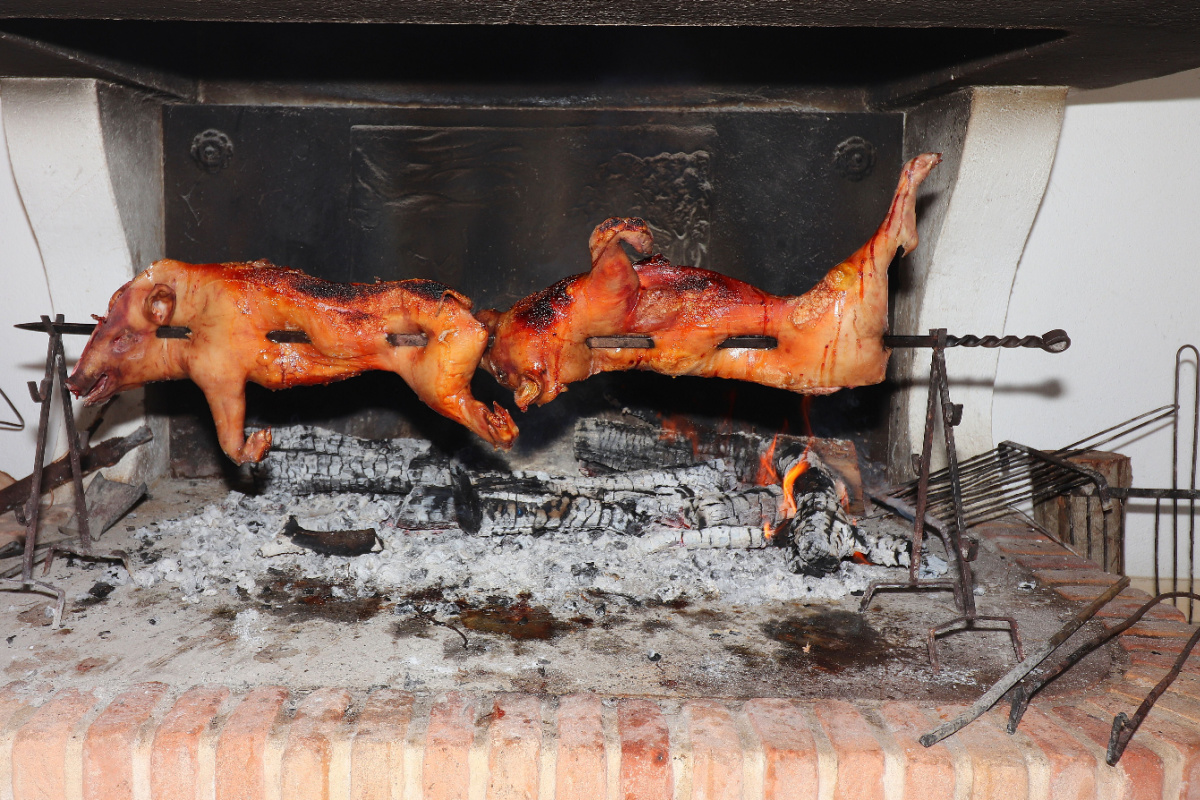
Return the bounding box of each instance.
[129,488,909,615]
[231,608,267,647]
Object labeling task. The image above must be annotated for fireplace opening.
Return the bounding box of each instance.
[2,85,1112,702]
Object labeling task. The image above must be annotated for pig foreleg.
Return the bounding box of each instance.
[200,383,273,464]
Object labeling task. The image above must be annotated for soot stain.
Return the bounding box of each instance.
[459,599,565,641]
[256,574,385,623]
[763,609,893,674]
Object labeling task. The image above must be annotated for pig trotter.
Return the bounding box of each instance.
[485,402,517,448]
[239,428,273,465]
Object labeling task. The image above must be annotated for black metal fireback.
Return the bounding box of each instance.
[164,106,901,308]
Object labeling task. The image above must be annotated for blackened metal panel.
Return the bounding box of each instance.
[165,107,356,277]
[348,122,718,310]
[161,103,903,467]
[164,106,902,310]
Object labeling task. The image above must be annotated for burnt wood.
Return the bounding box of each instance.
[573,416,864,512]
[0,426,152,517]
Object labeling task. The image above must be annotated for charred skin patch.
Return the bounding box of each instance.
[512,277,577,332]
[402,278,455,301]
[243,265,456,318]
[280,272,395,302]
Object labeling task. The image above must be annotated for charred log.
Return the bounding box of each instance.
[0,426,152,517]
[773,445,908,576]
[461,461,737,536]
[637,525,770,552]
[694,486,781,528]
[255,425,451,495]
[574,417,863,511]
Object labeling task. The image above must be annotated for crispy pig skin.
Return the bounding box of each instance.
[479,153,941,410]
[67,260,517,464]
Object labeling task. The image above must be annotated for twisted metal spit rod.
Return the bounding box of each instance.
[882,329,1070,353]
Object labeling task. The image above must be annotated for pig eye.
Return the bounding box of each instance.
[112,329,134,353]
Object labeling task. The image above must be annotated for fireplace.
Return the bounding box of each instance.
[5,7,1200,800]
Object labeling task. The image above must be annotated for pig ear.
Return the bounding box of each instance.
[144,284,176,326]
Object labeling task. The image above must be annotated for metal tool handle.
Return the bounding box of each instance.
[946,330,1071,353]
[884,329,1070,353]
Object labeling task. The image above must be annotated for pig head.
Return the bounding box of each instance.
[68,272,185,408]
[69,263,277,465]
[477,218,653,410]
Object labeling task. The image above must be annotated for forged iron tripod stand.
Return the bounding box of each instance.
[0,315,129,627]
[860,328,1025,672]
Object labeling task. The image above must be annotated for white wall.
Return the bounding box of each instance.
[0,93,55,480]
[994,68,1200,580]
[0,80,167,487]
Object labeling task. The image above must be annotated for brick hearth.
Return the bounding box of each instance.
[4,520,1199,799]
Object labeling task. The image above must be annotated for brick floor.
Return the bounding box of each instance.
[5,520,1200,798]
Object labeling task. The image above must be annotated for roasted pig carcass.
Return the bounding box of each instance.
[479,153,940,409]
[68,260,518,464]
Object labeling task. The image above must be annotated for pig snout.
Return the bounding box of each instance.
[68,325,125,406]
[66,356,114,406]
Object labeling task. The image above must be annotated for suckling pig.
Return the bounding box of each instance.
[478,152,941,409]
[67,260,518,463]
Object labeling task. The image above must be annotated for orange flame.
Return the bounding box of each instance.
[756,434,781,486]
[780,454,810,519]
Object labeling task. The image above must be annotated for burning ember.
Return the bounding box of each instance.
[658,413,704,458]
